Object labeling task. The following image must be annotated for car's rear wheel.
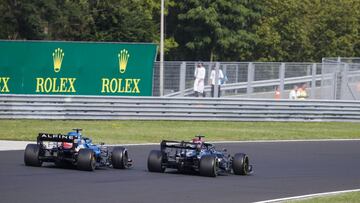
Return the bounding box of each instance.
[147,150,166,173]
[199,155,217,177]
[24,144,43,167]
[77,149,96,171]
[112,147,128,169]
[232,153,249,175]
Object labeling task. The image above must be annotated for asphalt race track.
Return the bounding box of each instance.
[0,141,359,203]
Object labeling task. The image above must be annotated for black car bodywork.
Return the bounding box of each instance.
[147,136,253,177]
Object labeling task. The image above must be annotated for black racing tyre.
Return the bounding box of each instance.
[147,150,165,173]
[24,144,43,167]
[77,149,96,171]
[112,147,128,169]
[232,153,249,175]
[199,155,217,177]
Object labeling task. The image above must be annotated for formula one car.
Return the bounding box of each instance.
[147,135,253,177]
[24,129,132,171]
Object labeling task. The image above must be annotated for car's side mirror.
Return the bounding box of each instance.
[222,148,227,152]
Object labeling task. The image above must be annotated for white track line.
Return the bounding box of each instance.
[254,189,360,203]
[210,138,360,144]
[0,141,35,151]
[1,139,360,151]
[113,138,360,147]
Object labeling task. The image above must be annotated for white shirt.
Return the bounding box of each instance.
[194,66,206,93]
[194,67,206,80]
[209,69,224,85]
[289,90,297,100]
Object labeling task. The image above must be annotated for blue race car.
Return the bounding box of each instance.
[147,135,253,177]
[24,128,132,171]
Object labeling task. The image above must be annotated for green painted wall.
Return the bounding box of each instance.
[0,40,157,96]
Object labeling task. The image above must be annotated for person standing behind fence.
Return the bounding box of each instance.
[193,63,206,97]
[289,85,298,100]
[209,67,224,97]
[274,86,281,99]
[297,84,308,100]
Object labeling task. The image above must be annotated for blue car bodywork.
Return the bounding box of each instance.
[65,130,103,164]
[25,128,131,171]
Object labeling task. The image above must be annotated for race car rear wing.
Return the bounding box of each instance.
[160,140,212,151]
[37,133,78,143]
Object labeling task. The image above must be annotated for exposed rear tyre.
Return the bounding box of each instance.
[77,149,96,171]
[112,147,128,169]
[232,153,249,175]
[147,150,165,173]
[24,144,43,167]
[199,155,217,177]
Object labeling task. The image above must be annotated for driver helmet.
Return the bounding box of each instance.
[61,131,79,149]
[192,137,205,151]
[192,137,204,144]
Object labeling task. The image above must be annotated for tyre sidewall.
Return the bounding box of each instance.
[199,155,217,177]
[147,150,165,173]
[232,153,248,175]
[112,147,128,169]
[24,144,43,167]
[77,149,96,171]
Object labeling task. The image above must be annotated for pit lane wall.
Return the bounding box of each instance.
[1,94,359,122]
[0,40,157,96]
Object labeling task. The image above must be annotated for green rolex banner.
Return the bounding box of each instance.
[0,40,157,96]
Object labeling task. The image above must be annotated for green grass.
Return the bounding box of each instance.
[286,191,360,203]
[0,120,359,144]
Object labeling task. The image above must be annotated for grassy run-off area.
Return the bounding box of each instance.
[0,120,359,144]
[287,191,360,203]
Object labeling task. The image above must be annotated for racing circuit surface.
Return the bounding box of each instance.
[0,141,359,203]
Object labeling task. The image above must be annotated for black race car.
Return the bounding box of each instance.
[147,135,253,177]
[24,128,132,171]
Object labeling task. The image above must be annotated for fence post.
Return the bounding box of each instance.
[279,63,285,99]
[334,57,342,100]
[311,63,316,99]
[341,63,349,100]
[214,62,220,97]
[235,64,239,94]
[179,62,186,97]
[333,72,338,100]
[321,59,325,99]
[247,62,254,96]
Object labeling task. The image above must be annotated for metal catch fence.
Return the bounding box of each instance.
[153,60,360,100]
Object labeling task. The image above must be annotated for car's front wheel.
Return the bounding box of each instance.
[232,153,250,175]
[112,147,128,169]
